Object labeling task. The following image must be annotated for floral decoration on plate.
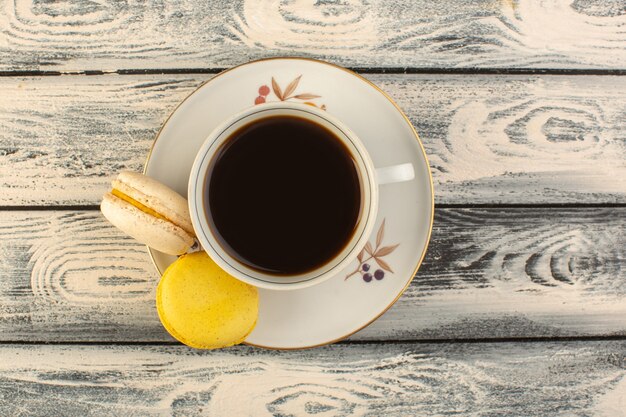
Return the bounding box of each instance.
[255,75,326,109]
[345,219,399,283]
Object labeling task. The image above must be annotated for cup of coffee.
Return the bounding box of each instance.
[188,102,414,290]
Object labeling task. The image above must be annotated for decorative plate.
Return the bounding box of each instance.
[144,58,434,349]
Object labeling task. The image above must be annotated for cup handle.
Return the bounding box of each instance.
[375,163,415,185]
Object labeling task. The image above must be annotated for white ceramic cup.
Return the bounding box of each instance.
[189,102,414,290]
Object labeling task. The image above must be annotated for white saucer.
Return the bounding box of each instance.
[144,58,434,349]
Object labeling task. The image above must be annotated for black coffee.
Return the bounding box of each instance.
[205,115,362,276]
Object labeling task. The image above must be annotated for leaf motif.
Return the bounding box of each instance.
[293,93,321,100]
[271,77,283,100]
[364,242,373,255]
[376,219,386,248]
[374,256,394,273]
[283,75,302,99]
[357,249,365,263]
[375,244,399,257]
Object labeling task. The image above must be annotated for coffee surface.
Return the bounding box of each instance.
[206,115,362,276]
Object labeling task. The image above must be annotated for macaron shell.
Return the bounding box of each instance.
[101,192,194,255]
[156,252,258,349]
[113,171,195,236]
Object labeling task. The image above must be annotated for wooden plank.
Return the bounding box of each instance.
[0,341,624,416]
[0,73,624,205]
[1,0,625,71]
[0,208,623,342]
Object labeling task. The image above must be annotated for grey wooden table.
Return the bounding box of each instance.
[1,1,625,415]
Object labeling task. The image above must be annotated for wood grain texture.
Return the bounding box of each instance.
[0,208,623,342]
[0,73,624,205]
[0,0,625,71]
[0,341,624,416]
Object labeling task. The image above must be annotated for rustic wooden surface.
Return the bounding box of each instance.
[0,208,623,342]
[1,0,625,415]
[1,0,625,71]
[1,73,624,205]
[0,341,624,416]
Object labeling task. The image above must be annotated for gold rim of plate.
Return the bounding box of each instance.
[143,57,435,350]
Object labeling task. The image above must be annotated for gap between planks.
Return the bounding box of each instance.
[1,203,626,211]
[2,68,626,77]
[1,334,625,347]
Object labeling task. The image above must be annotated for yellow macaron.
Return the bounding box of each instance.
[156,251,259,349]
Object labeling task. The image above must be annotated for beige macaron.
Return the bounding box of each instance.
[101,171,195,255]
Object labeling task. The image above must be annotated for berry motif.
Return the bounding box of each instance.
[258,85,270,96]
[345,219,399,284]
[253,76,324,108]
